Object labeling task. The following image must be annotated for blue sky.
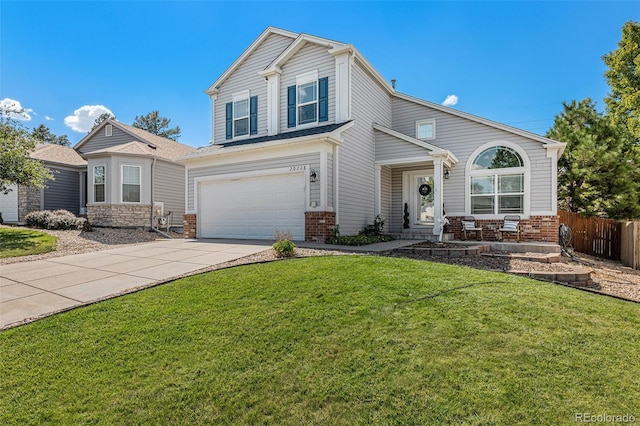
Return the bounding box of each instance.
[1,1,637,147]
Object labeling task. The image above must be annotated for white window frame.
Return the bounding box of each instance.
[296,70,319,128]
[231,90,250,139]
[105,124,112,137]
[93,165,106,203]
[416,119,436,140]
[465,141,531,219]
[121,165,141,204]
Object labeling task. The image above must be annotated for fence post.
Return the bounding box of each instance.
[620,221,640,270]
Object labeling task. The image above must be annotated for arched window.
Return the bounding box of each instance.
[470,146,525,215]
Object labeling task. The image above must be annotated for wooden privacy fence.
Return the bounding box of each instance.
[558,211,622,261]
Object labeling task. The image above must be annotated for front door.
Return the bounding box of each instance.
[403,170,434,227]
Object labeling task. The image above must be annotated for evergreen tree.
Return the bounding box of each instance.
[547,99,640,219]
[31,124,70,146]
[90,113,115,132]
[132,111,181,141]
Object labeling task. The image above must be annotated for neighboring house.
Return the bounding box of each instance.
[0,144,86,222]
[178,27,566,243]
[75,120,195,229]
[0,120,195,230]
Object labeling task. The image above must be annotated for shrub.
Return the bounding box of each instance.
[25,209,87,230]
[273,229,296,258]
[325,216,393,246]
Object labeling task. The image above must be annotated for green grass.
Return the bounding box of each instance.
[1,256,638,425]
[0,227,57,258]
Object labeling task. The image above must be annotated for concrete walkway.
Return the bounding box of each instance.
[0,239,271,329]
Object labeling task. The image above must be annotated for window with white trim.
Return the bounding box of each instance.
[416,119,436,140]
[105,124,112,137]
[298,80,318,125]
[470,146,524,214]
[233,91,249,137]
[93,165,105,203]
[122,165,141,203]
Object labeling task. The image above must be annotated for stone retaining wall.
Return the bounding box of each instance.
[87,204,152,229]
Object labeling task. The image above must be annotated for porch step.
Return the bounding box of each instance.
[389,230,454,242]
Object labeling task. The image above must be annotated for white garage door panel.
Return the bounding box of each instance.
[199,173,305,240]
[0,184,19,222]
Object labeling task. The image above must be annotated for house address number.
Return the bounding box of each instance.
[289,165,307,171]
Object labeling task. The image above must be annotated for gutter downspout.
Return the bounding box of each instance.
[150,158,156,231]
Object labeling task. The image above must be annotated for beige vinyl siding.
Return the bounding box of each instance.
[77,126,138,154]
[390,165,434,232]
[279,42,336,132]
[43,167,81,214]
[214,33,293,144]
[187,153,320,212]
[337,58,392,234]
[154,160,187,225]
[380,166,392,232]
[391,97,553,214]
[374,131,430,162]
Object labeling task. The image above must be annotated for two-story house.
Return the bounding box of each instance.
[178,27,565,242]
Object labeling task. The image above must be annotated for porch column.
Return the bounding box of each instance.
[374,164,381,217]
[432,157,444,236]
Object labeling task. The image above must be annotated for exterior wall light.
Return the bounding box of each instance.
[310,169,317,183]
[444,168,450,180]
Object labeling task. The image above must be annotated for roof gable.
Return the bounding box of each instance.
[30,144,87,167]
[393,92,566,154]
[75,119,195,160]
[206,27,298,94]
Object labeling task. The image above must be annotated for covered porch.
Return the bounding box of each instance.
[373,123,458,240]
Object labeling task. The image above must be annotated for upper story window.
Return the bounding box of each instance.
[298,80,318,125]
[225,91,258,140]
[288,71,329,128]
[416,119,435,140]
[93,165,105,203]
[105,124,112,137]
[469,146,526,215]
[122,165,141,203]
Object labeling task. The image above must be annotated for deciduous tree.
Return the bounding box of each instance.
[603,21,640,142]
[0,110,53,193]
[132,111,180,141]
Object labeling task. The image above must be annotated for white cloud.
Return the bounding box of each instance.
[64,105,114,132]
[442,94,459,107]
[0,98,34,120]
[45,115,54,121]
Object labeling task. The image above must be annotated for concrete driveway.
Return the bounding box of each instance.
[0,239,271,329]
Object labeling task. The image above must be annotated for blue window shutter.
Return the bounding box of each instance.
[318,77,329,122]
[250,96,258,135]
[287,85,296,128]
[225,102,233,139]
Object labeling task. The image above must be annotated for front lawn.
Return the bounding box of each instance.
[1,256,638,424]
[0,227,57,258]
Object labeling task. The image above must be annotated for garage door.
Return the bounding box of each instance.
[0,184,19,222]
[198,173,305,240]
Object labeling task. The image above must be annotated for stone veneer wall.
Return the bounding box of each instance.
[18,186,41,221]
[87,204,152,229]
[446,215,559,243]
[305,211,336,243]
[183,214,197,238]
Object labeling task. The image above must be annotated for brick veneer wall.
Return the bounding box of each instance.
[305,211,336,242]
[183,214,197,238]
[447,215,559,243]
[87,204,152,229]
[18,186,41,221]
